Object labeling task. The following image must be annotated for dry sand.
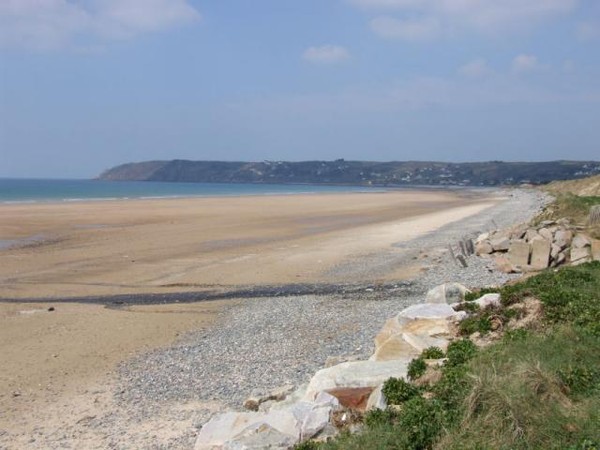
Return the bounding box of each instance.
[0,191,492,299]
[0,190,501,446]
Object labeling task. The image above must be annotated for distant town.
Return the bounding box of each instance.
[99,159,600,187]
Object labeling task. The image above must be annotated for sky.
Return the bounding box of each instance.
[1,0,599,178]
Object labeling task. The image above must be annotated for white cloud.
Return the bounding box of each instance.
[0,0,200,51]
[576,21,600,41]
[370,16,441,41]
[512,54,540,74]
[350,0,578,38]
[458,59,492,78]
[303,45,351,64]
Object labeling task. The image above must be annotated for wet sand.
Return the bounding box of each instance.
[0,190,501,446]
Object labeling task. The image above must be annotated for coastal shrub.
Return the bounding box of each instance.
[397,397,444,450]
[364,407,400,428]
[382,377,420,405]
[407,357,427,381]
[454,301,480,313]
[433,365,471,424]
[459,315,492,336]
[421,346,445,359]
[445,339,477,367]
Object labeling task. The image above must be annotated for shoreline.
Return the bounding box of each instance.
[0,188,549,449]
[0,178,495,206]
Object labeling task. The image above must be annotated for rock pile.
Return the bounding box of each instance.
[194,284,470,449]
[474,219,600,273]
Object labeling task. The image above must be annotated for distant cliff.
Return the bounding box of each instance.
[98,159,600,187]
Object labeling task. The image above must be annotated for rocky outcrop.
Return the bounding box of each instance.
[475,219,599,273]
[195,287,468,449]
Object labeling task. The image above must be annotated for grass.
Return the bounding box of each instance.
[438,326,600,450]
[303,262,600,450]
[535,193,600,238]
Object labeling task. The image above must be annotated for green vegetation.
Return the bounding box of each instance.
[382,377,421,405]
[305,262,600,450]
[535,193,600,238]
[445,339,478,367]
[501,261,600,335]
[407,357,428,381]
[421,347,445,359]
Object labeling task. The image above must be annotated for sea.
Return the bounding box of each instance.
[0,178,383,203]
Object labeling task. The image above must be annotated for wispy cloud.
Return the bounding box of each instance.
[302,45,351,64]
[350,0,578,39]
[0,0,201,51]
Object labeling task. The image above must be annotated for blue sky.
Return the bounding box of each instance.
[1,0,599,178]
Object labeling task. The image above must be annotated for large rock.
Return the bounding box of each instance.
[510,224,528,240]
[572,234,592,249]
[475,232,490,244]
[530,238,551,270]
[524,229,540,242]
[325,387,373,410]
[196,394,338,449]
[371,334,421,361]
[473,293,501,309]
[554,229,573,249]
[425,283,471,304]
[401,333,448,353]
[400,318,453,336]
[490,236,510,252]
[304,359,411,400]
[195,412,295,450]
[494,255,519,274]
[374,317,403,348]
[224,424,296,450]
[538,228,553,242]
[570,247,592,265]
[475,240,493,255]
[507,240,530,268]
[555,251,567,266]
[366,384,387,411]
[550,243,562,260]
[398,303,459,321]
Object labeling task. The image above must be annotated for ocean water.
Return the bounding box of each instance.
[0,178,383,203]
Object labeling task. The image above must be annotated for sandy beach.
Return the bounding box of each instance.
[0,189,514,448]
[0,190,495,299]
